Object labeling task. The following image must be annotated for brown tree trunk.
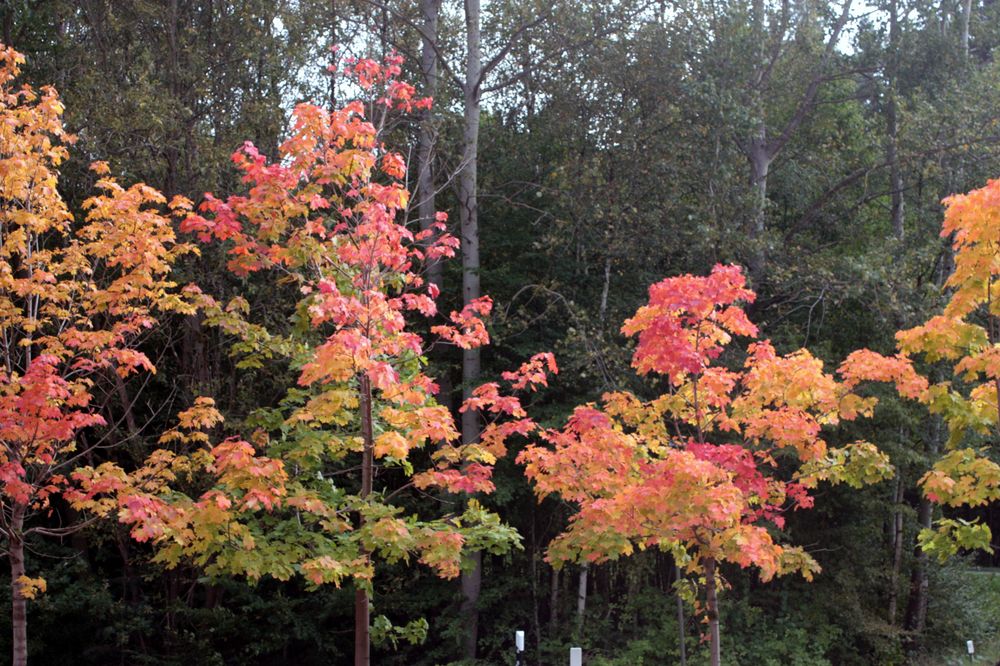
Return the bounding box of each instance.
[676,562,687,666]
[704,557,721,666]
[10,503,27,666]
[355,374,374,666]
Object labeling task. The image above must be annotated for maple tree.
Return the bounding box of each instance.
[0,45,194,665]
[69,53,556,665]
[518,264,892,666]
[839,178,1000,561]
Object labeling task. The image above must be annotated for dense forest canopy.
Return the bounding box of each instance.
[2,0,1000,664]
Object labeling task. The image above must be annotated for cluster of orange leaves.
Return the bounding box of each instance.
[0,44,194,530]
[836,179,1000,555]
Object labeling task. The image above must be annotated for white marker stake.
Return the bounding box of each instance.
[516,630,525,651]
[570,646,583,666]
[967,639,975,660]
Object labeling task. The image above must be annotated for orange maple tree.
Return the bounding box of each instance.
[0,45,194,666]
[519,264,892,666]
[839,178,1000,560]
[70,54,555,663]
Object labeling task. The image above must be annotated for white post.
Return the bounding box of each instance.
[967,639,975,662]
[515,630,525,666]
[570,646,583,666]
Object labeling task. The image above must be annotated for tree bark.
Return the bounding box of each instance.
[959,0,973,60]
[887,0,905,241]
[354,374,374,666]
[676,562,687,666]
[458,0,484,659]
[10,503,27,666]
[704,557,721,666]
[418,0,443,290]
[888,475,905,624]
[904,495,932,636]
[576,562,588,633]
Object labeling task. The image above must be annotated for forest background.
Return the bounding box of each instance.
[3,0,1000,664]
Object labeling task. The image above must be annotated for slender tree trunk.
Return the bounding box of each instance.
[888,475,905,624]
[355,374,374,666]
[418,0,443,290]
[458,0,484,659]
[599,257,612,323]
[887,0,905,241]
[576,562,588,633]
[746,0,769,283]
[959,0,972,60]
[676,562,687,666]
[748,142,770,280]
[329,0,338,107]
[549,566,560,630]
[904,496,932,635]
[905,416,941,644]
[10,504,27,666]
[704,557,721,666]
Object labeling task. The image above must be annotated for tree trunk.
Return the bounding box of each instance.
[888,476,905,625]
[959,0,973,60]
[354,374,374,666]
[746,0,769,284]
[748,140,770,281]
[676,562,687,666]
[549,566,560,630]
[904,495,932,635]
[704,557,721,666]
[459,550,482,658]
[887,0,905,241]
[10,504,27,666]
[576,562,588,633]
[458,0,484,659]
[418,0,443,290]
[599,257,612,323]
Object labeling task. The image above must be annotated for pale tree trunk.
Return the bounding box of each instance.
[576,562,588,633]
[598,257,612,323]
[747,0,769,282]
[458,2,483,657]
[887,0,905,241]
[704,557,721,666]
[10,503,27,666]
[748,141,770,280]
[329,0,338,107]
[354,374,374,666]
[888,475,905,624]
[959,0,972,60]
[417,0,443,290]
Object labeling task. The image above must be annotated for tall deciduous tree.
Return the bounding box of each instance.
[72,54,556,664]
[520,264,893,665]
[0,45,193,666]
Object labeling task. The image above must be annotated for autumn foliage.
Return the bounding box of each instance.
[839,178,1000,559]
[518,264,893,661]
[0,44,196,665]
[71,54,555,598]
